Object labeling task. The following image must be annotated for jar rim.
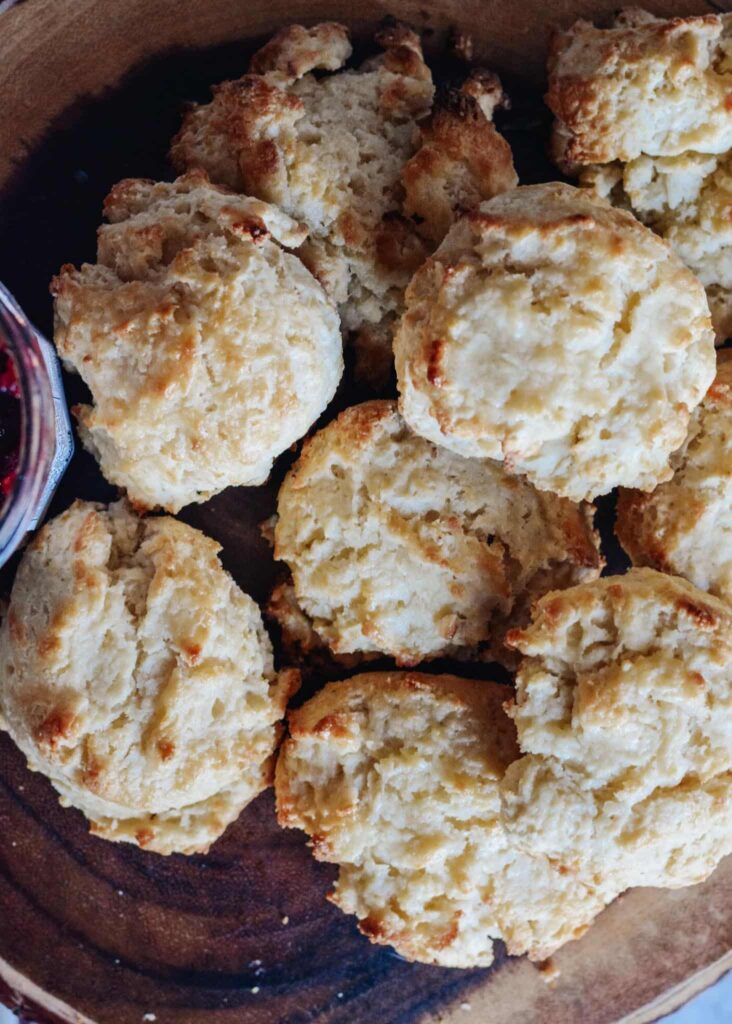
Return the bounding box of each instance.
[0,282,57,557]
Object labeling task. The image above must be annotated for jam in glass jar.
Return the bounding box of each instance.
[0,283,74,567]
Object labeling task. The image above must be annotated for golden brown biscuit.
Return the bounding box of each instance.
[503,568,732,899]
[616,352,732,600]
[402,72,518,243]
[273,400,601,666]
[394,183,715,500]
[549,9,732,341]
[171,23,516,385]
[171,23,433,374]
[0,500,299,854]
[583,151,732,341]
[276,672,605,967]
[547,9,732,171]
[52,172,342,512]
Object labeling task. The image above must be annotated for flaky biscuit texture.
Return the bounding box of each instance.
[548,9,732,170]
[274,401,601,666]
[276,672,605,967]
[549,9,732,341]
[402,73,518,243]
[394,183,715,500]
[0,500,298,854]
[503,569,732,898]
[616,353,732,601]
[277,572,732,965]
[584,152,732,340]
[171,24,516,383]
[52,172,342,512]
[171,24,433,351]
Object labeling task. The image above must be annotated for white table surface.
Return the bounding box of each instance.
[1,971,730,1023]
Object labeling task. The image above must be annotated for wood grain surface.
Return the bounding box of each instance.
[1,1,731,1022]
[2,729,732,1024]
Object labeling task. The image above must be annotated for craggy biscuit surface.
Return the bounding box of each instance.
[277,574,732,964]
[584,151,732,341]
[172,23,515,385]
[52,172,342,512]
[503,569,732,901]
[276,672,605,967]
[171,23,433,370]
[274,400,601,666]
[548,9,732,170]
[549,9,732,341]
[0,500,298,854]
[394,182,715,501]
[402,73,518,243]
[616,353,732,602]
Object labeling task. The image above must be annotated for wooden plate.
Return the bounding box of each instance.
[1,1,731,1022]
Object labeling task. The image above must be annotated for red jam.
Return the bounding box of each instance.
[0,344,20,502]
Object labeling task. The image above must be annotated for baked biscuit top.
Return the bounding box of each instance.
[548,9,732,170]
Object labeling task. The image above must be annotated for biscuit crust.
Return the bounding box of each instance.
[394,182,715,501]
[52,172,342,512]
[402,74,518,243]
[616,352,732,601]
[273,400,601,666]
[0,500,299,855]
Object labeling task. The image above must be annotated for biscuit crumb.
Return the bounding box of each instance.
[537,958,560,984]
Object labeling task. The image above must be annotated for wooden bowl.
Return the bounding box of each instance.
[1,1,731,1022]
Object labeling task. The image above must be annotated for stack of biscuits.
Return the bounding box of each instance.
[2,11,732,970]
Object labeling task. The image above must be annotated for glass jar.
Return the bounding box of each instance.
[0,283,74,567]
